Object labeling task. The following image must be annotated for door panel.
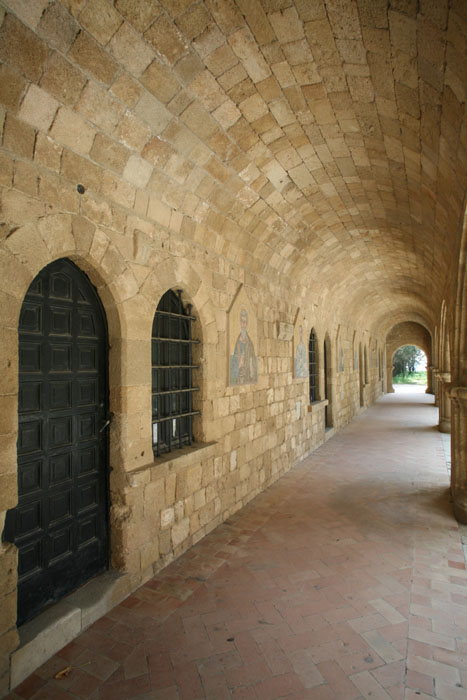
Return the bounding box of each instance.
[3,259,109,626]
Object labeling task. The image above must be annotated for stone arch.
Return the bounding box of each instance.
[450,206,467,522]
[0,214,140,654]
[437,302,452,433]
[0,214,129,506]
[323,332,333,428]
[358,341,364,407]
[308,326,319,403]
[385,322,432,394]
[140,256,219,445]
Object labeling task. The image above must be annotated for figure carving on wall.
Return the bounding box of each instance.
[230,307,257,385]
[294,325,308,378]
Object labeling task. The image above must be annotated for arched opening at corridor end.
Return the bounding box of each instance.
[385,322,433,396]
[392,345,427,391]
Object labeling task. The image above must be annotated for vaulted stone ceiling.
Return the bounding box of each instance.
[2,0,466,334]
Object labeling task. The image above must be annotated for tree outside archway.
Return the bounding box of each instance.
[393,345,426,380]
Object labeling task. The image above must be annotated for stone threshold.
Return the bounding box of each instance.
[10,570,134,690]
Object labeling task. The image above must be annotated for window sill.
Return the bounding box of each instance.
[307,399,328,413]
[126,442,217,487]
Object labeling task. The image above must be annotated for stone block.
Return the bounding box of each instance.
[101,172,136,209]
[159,529,171,555]
[229,28,270,83]
[270,7,304,43]
[135,92,172,134]
[72,215,96,254]
[141,59,181,104]
[0,13,49,81]
[40,51,87,106]
[166,473,176,504]
[76,82,124,133]
[111,73,143,108]
[148,197,171,227]
[68,31,118,84]
[115,0,162,33]
[142,137,176,167]
[3,114,35,159]
[161,506,175,528]
[61,149,102,192]
[144,14,187,65]
[140,538,159,571]
[116,112,151,153]
[190,70,226,112]
[171,517,189,547]
[51,107,96,155]
[236,0,275,44]
[144,479,165,515]
[205,43,238,78]
[34,133,62,172]
[90,133,129,174]
[1,0,49,29]
[37,1,78,52]
[79,0,122,45]
[109,22,155,77]
[0,63,27,111]
[123,156,153,189]
[13,160,38,197]
[0,151,12,188]
[18,84,60,132]
[0,591,16,637]
[0,471,17,510]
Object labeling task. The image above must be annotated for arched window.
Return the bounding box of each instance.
[151,289,200,457]
[309,328,319,403]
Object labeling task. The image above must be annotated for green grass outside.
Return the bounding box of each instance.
[392,371,427,385]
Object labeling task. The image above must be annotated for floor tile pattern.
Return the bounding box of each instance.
[7,387,467,699]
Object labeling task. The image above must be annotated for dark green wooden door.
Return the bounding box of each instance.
[4,259,109,626]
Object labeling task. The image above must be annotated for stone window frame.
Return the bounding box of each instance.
[309,327,319,403]
[151,288,201,457]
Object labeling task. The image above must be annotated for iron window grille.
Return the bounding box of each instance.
[151,289,200,457]
[309,328,318,403]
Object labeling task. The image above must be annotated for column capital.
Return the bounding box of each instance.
[449,386,467,404]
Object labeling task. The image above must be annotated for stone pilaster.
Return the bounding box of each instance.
[438,372,451,433]
[449,387,467,523]
[425,365,434,394]
[386,363,395,393]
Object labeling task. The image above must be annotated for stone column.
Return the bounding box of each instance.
[433,368,440,407]
[438,372,451,433]
[386,363,394,393]
[425,364,434,394]
[450,387,467,523]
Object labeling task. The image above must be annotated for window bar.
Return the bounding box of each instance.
[151,337,200,344]
[186,301,193,447]
[153,410,200,423]
[154,309,197,321]
[152,387,199,397]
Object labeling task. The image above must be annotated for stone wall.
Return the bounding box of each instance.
[0,3,392,692]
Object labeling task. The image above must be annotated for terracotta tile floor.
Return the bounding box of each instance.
[8,387,467,700]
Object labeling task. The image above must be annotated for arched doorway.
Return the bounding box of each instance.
[359,342,364,406]
[324,336,333,427]
[3,259,109,626]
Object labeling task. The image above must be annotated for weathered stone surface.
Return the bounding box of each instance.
[0,1,466,692]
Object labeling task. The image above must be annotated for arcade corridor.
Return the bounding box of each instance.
[6,387,467,700]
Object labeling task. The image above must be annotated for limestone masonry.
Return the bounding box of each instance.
[0,0,466,694]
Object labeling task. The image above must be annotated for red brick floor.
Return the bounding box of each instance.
[7,387,467,700]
